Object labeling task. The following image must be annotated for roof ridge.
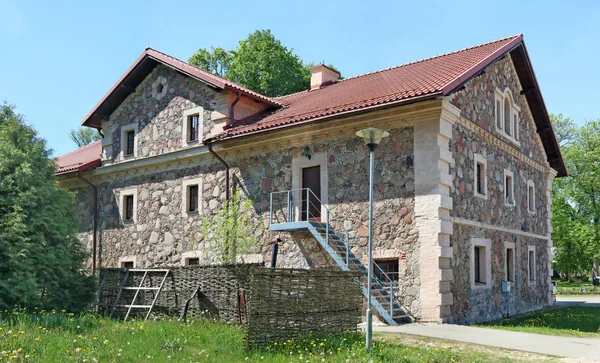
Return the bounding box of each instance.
[146,47,283,106]
[335,34,522,84]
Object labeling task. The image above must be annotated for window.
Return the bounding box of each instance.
[182,178,202,216]
[494,88,520,144]
[126,131,135,155]
[374,259,399,283]
[473,153,487,199]
[504,169,514,206]
[124,195,134,221]
[118,188,137,224]
[182,107,204,147]
[188,185,199,212]
[504,98,512,136]
[505,242,515,282]
[121,261,134,269]
[471,238,491,288]
[527,180,536,213]
[188,114,200,142]
[186,257,200,266]
[528,246,536,283]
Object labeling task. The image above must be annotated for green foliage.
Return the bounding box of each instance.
[189,29,340,97]
[201,191,256,264]
[68,127,101,148]
[480,306,600,337]
[0,311,517,362]
[188,46,232,77]
[0,104,95,312]
[550,114,600,278]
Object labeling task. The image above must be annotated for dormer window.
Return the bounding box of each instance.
[494,88,520,144]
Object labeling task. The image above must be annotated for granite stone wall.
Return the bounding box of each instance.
[447,55,552,323]
[73,126,420,317]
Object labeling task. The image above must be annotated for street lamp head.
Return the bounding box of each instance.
[356,128,390,151]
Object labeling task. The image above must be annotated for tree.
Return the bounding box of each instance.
[190,30,336,97]
[550,113,577,146]
[0,104,95,311]
[69,127,101,148]
[188,47,232,77]
[201,191,257,264]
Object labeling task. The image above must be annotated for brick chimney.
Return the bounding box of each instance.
[310,64,340,90]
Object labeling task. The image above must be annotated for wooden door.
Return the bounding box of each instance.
[301,166,321,221]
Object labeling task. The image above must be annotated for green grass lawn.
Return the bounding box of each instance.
[554,281,600,295]
[479,306,600,338]
[0,310,546,362]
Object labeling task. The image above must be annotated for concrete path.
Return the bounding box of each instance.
[374,323,600,361]
[556,295,600,308]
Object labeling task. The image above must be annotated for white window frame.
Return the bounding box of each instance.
[504,241,516,282]
[182,106,204,147]
[527,179,536,214]
[528,245,537,285]
[504,169,515,207]
[494,88,521,146]
[119,256,137,268]
[182,178,202,217]
[470,238,491,289]
[473,153,488,200]
[118,188,138,224]
[120,122,139,160]
[181,250,203,266]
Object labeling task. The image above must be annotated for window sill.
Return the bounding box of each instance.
[122,220,134,225]
[185,211,200,217]
[504,201,515,207]
[528,209,536,215]
[494,127,521,147]
[474,192,488,200]
[472,282,490,289]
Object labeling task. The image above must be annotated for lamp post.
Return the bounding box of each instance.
[356,127,389,351]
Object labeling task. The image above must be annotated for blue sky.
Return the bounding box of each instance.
[0,0,596,157]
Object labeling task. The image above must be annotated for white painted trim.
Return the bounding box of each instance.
[291,153,328,221]
[504,241,516,282]
[503,169,515,207]
[119,255,137,268]
[182,106,204,147]
[494,88,521,147]
[452,217,549,240]
[473,153,488,200]
[527,179,536,214]
[120,122,139,161]
[117,188,138,224]
[528,245,537,285]
[181,177,203,217]
[181,250,204,266]
[470,238,491,289]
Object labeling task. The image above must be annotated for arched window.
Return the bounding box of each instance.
[504,98,511,136]
[496,100,502,129]
[513,113,518,140]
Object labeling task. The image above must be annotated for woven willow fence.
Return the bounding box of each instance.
[98,266,362,348]
[246,269,362,348]
[98,264,256,322]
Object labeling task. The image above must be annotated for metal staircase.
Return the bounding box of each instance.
[269,188,412,325]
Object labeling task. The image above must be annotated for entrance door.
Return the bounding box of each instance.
[301,166,321,221]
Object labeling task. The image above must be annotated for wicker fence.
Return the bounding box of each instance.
[246,269,362,348]
[98,266,362,348]
[98,264,256,323]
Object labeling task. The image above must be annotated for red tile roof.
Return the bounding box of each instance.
[55,140,102,175]
[214,35,523,139]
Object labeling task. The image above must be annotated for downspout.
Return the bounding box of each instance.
[228,92,241,128]
[77,172,98,276]
[208,144,230,201]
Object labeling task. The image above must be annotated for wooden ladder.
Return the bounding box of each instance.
[112,269,170,322]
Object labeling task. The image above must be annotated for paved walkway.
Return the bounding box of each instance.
[556,295,600,308]
[374,323,600,360]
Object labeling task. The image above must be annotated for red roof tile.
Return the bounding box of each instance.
[213,35,523,139]
[55,140,102,175]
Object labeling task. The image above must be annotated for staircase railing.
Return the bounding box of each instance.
[270,188,405,320]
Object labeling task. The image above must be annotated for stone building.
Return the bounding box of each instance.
[56,34,566,324]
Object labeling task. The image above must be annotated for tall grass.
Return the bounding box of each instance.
[0,309,513,362]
